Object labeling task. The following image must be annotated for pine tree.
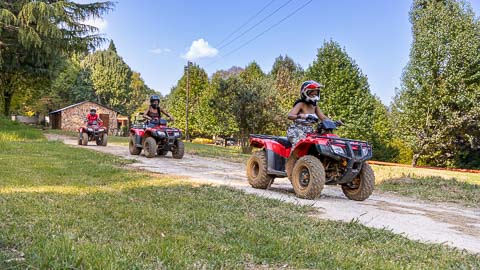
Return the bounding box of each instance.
[306,40,377,141]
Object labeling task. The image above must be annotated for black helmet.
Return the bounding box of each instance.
[150,95,160,104]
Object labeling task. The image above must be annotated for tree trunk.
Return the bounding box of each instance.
[412,153,420,167]
[239,129,251,154]
[3,90,13,116]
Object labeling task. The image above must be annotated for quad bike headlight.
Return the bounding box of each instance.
[173,132,180,137]
[87,128,93,132]
[331,145,345,155]
[157,131,166,137]
[362,147,370,157]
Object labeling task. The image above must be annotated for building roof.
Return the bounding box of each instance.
[49,101,119,114]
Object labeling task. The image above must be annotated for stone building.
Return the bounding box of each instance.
[49,101,119,135]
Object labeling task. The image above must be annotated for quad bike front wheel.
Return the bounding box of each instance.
[129,135,141,155]
[96,133,108,146]
[246,150,274,189]
[82,133,88,146]
[291,155,325,199]
[78,133,82,145]
[143,137,157,158]
[341,163,375,201]
[101,133,108,146]
[172,140,184,159]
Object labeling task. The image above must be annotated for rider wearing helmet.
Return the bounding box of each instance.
[143,95,174,123]
[287,80,329,146]
[85,107,103,126]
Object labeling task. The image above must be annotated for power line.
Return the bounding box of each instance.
[218,0,294,50]
[206,0,313,68]
[215,0,276,48]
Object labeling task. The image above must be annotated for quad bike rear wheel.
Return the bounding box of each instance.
[246,150,274,189]
[129,135,141,155]
[143,137,157,158]
[291,155,325,199]
[172,140,184,159]
[341,163,375,201]
[82,133,88,146]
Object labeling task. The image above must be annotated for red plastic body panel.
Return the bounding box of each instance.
[130,124,181,137]
[250,137,291,158]
[130,128,145,136]
[78,124,105,133]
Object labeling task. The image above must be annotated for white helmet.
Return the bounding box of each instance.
[300,80,323,103]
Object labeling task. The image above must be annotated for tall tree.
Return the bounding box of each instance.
[82,42,132,113]
[270,55,304,133]
[0,0,113,115]
[392,0,480,167]
[165,64,210,137]
[240,61,265,83]
[306,40,377,141]
[208,62,282,152]
[305,40,397,160]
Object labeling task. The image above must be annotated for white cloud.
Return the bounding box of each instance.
[82,17,108,32]
[182,38,218,60]
[150,48,172,55]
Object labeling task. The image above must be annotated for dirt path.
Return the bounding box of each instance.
[47,134,480,254]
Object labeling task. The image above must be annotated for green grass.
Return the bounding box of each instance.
[373,164,480,206]
[377,176,480,207]
[0,117,44,141]
[372,164,480,186]
[44,128,78,137]
[2,120,480,268]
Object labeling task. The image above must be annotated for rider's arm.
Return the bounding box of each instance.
[315,107,329,121]
[143,108,151,120]
[160,108,174,120]
[288,103,306,120]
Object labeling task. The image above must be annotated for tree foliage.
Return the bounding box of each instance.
[392,0,480,167]
[165,64,210,137]
[0,0,113,115]
[270,55,304,129]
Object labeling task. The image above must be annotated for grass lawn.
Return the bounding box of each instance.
[2,119,480,268]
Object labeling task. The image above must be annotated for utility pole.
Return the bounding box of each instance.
[185,61,192,141]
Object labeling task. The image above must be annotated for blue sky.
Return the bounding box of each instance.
[83,0,480,105]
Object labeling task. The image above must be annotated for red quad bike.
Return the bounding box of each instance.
[78,121,108,146]
[129,119,184,159]
[247,119,375,201]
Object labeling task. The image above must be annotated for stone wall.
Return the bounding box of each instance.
[60,102,117,135]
